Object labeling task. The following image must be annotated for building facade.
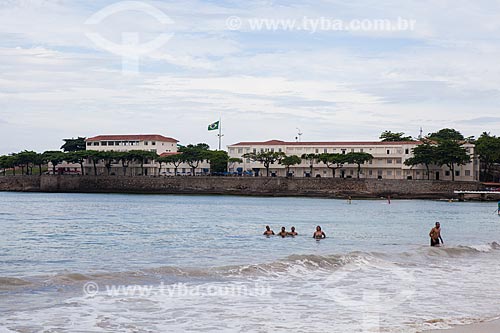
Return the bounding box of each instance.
[83,134,210,176]
[227,140,479,181]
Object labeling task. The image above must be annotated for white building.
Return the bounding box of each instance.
[227,140,479,181]
[83,134,210,176]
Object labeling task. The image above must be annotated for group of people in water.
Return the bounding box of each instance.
[263,225,326,239]
[264,222,443,246]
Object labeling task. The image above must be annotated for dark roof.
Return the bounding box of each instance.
[86,135,178,142]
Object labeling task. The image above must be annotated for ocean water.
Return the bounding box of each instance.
[1,192,500,332]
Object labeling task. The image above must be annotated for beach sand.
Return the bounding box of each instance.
[423,319,500,333]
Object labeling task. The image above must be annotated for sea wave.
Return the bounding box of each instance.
[1,242,498,293]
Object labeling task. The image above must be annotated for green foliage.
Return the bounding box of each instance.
[280,155,301,176]
[66,151,88,175]
[427,128,465,142]
[434,140,470,181]
[380,131,414,142]
[127,150,159,175]
[318,153,347,177]
[475,132,500,181]
[301,153,320,175]
[404,143,436,179]
[42,151,66,174]
[344,152,373,178]
[242,151,286,176]
[178,143,211,175]
[61,137,86,152]
[207,150,229,174]
[158,154,183,175]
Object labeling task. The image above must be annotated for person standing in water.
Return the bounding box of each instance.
[429,222,443,247]
[313,226,326,239]
[277,226,288,237]
[287,226,298,236]
[263,225,275,236]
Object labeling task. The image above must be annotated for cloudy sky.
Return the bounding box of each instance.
[1,0,500,154]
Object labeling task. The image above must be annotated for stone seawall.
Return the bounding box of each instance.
[0,175,485,199]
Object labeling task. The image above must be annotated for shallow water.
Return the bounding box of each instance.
[1,192,500,332]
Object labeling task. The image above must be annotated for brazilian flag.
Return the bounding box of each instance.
[208,121,219,131]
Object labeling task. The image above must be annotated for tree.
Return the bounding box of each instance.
[61,137,86,152]
[301,153,319,176]
[178,144,210,176]
[380,131,414,142]
[281,155,301,177]
[434,140,470,181]
[32,152,46,175]
[404,143,436,180]
[345,152,373,178]
[100,151,120,175]
[113,151,133,176]
[127,150,158,176]
[318,153,346,178]
[66,151,88,176]
[228,157,243,173]
[427,128,464,142]
[0,155,16,176]
[242,151,286,177]
[85,150,103,176]
[42,151,66,174]
[475,132,500,181]
[162,154,183,176]
[207,150,229,174]
[16,150,38,175]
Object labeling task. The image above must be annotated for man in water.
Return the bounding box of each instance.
[429,222,444,247]
[263,225,275,236]
[313,225,326,239]
[287,226,298,236]
[277,226,288,237]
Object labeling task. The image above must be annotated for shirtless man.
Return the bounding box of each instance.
[287,226,298,236]
[263,225,275,236]
[277,226,288,237]
[313,225,326,239]
[429,222,444,247]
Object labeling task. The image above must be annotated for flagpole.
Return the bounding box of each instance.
[218,116,222,151]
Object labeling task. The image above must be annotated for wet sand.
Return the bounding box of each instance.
[423,319,500,333]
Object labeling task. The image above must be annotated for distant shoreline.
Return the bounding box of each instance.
[0,175,495,201]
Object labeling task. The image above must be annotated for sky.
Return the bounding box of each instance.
[1,0,500,154]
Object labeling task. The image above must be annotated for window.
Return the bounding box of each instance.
[465,170,471,176]
[101,141,107,146]
[182,168,186,173]
[152,142,156,146]
[387,159,392,164]
[238,148,243,154]
[387,170,392,176]
[395,158,402,164]
[351,149,354,152]
[278,148,282,152]
[341,149,346,155]
[445,171,450,176]
[271,148,274,152]
[405,149,409,154]
[253,148,257,153]
[87,142,92,146]
[93,142,99,146]
[108,141,114,146]
[360,148,364,152]
[260,148,264,153]
[115,141,121,146]
[455,170,460,177]
[386,150,390,155]
[396,170,402,176]
[315,149,319,153]
[369,170,373,176]
[369,160,373,164]
[145,141,148,146]
[324,148,328,153]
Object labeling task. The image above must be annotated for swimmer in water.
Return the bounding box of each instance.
[313,225,326,239]
[287,226,298,236]
[429,222,443,247]
[277,226,288,237]
[263,225,275,236]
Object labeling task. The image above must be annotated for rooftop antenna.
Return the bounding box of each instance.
[296,128,303,142]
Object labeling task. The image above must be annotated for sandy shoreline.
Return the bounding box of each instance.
[423,319,500,333]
